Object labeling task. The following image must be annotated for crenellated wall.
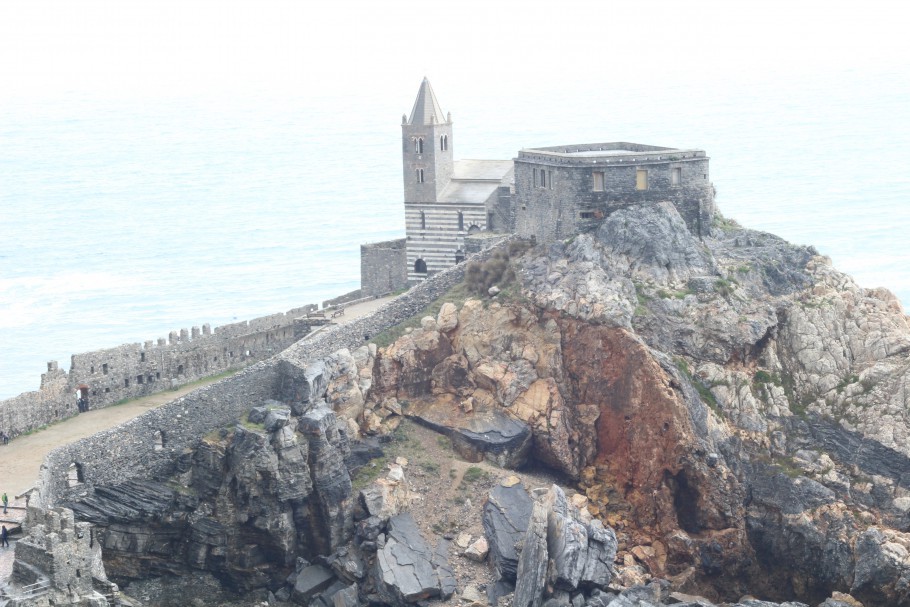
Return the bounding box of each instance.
[36,239,515,508]
[0,305,318,440]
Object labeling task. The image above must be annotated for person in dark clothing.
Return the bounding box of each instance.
[1,525,9,548]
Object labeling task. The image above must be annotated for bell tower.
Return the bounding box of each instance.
[402,77,453,203]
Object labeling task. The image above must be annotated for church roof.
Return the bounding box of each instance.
[408,77,448,125]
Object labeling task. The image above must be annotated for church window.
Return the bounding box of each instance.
[593,171,605,191]
[414,258,427,274]
[415,138,424,154]
[420,211,426,229]
[440,135,448,151]
[457,211,464,231]
[417,168,425,183]
[636,169,649,190]
[671,167,682,186]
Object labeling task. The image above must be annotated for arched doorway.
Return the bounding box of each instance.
[414,258,427,274]
[77,385,89,412]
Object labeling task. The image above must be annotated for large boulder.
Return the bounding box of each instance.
[374,513,441,605]
[482,479,534,581]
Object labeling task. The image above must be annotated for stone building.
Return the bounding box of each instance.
[401,78,514,284]
[513,142,715,243]
[3,507,119,606]
[359,79,714,293]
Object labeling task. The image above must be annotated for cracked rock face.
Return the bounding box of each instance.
[54,202,910,607]
[354,203,910,606]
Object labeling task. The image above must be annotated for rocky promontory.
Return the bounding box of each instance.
[10,201,910,607]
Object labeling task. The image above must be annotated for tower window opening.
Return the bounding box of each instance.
[440,134,448,151]
[636,169,649,190]
[457,211,464,231]
[671,167,682,186]
[416,168,425,183]
[420,211,426,229]
[415,138,424,154]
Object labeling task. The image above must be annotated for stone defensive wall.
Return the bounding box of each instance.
[0,305,319,441]
[36,239,515,507]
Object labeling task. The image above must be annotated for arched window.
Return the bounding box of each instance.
[420,211,426,229]
[467,224,481,234]
[457,211,464,231]
[415,138,424,154]
[416,169,425,183]
[414,258,427,274]
[440,135,448,151]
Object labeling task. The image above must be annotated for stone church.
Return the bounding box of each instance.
[360,79,715,296]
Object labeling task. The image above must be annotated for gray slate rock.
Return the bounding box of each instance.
[547,486,589,590]
[433,538,457,600]
[374,513,440,605]
[292,565,335,605]
[513,497,550,607]
[483,481,534,581]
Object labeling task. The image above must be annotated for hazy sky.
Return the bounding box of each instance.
[1,0,905,102]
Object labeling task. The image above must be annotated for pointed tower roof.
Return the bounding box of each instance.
[407,77,447,125]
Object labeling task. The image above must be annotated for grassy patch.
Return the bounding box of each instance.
[657,288,692,300]
[715,278,735,298]
[463,466,489,483]
[352,457,389,491]
[420,461,440,474]
[773,456,804,479]
[713,214,741,232]
[674,357,722,416]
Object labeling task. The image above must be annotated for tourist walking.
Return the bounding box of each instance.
[1,525,8,548]
[2,492,7,514]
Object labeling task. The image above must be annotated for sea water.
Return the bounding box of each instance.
[2,70,908,399]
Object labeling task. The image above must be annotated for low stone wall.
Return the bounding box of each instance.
[37,238,515,508]
[322,289,363,309]
[0,305,318,440]
[37,359,281,507]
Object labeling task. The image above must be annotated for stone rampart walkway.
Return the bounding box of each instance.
[0,295,393,582]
